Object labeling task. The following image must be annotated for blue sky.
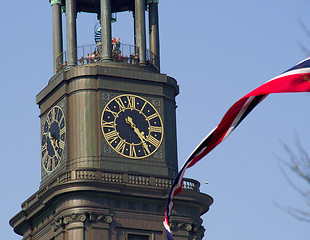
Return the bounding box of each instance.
[1,0,309,239]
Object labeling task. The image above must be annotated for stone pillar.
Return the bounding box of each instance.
[135,0,146,64]
[101,0,112,61]
[148,0,160,71]
[66,0,77,68]
[51,0,63,73]
[133,12,137,47]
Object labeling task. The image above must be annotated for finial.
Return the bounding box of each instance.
[51,0,62,6]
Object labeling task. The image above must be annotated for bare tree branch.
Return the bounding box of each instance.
[276,136,310,222]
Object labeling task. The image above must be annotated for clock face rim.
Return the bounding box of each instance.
[41,105,66,173]
[101,94,163,159]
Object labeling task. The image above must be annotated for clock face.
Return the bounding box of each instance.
[101,94,163,159]
[41,106,66,172]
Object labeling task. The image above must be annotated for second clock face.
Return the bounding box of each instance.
[101,94,163,159]
[41,106,66,172]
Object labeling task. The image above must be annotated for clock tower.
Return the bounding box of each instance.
[10,1,213,239]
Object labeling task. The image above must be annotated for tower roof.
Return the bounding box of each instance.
[70,0,145,13]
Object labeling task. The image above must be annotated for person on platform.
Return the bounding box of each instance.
[112,37,116,51]
[116,37,120,50]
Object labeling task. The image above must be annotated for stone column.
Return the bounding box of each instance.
[51,0,63,73]
[135,0,146,64]
[148,0,160,71]
[66,0,77,67]
[101,0,112,61]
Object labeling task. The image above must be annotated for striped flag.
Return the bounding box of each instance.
[164,57,310,240]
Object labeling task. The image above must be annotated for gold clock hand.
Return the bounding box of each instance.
[48,132,60,159]
[139,132,151,155]
[125,116,134,127]
[53,138,59,148]
[125,117,150,154]
[48,132,59,148]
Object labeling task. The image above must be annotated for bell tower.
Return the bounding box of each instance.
[10,1,213,239]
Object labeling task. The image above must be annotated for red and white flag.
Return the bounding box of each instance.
[164,57,310,240]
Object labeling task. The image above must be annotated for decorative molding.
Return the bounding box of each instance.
[193,226,206,240]
[147,0,159,4]
[152,99,161,107]
[170,220,205,239]
[50,0,62,6]
[170,220,191,231]
[52,212,114,231]
[89,212,114,224]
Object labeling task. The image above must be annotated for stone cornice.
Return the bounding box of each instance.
[10,169,212,236]
[36,64,179,106]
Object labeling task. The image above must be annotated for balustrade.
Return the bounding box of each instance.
[23,169,200,209]
[56,43,157,72]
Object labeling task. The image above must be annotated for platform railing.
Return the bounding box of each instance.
[22,169,200,209]
[56,43,158,72]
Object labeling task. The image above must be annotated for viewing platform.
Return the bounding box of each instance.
[56,43,158,73]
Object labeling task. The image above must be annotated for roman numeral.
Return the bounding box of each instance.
[51,108,56,121]
[140,101,147,112]
[59,139,65,149]
[115,98,126,111]
[102,120,115,128]
[105,130,119,142]
[43,156,49,169]
[115,140,126,153]
[41,145,47,152]
[60,126,66,135]
[149,125,162,133]
[105,107,118,117]
[146,112,158,121]
[52,157,56,170]
[48,112,53,122]
[54,107,59,120]
[47,157,52,170]
[54,148,60,160]
[42,147,48,160]
[129,144,137,158]
[57,110,63,122]
[127,95,136,109]
[147,135,160,148]
[46,115,51,125]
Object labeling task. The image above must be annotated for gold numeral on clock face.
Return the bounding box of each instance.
[140,101,147,113]
[41,145,47,152]
[127,95,135,109]
[149,125,162,133]
[42,151,48,163]
[129,144,137,158]
[147,135,160,147]
[46,115,51,125]
[59,139,65,149]
[115,140,126,153]
[115,98,126,111]
[51,108,55,121]
[51,158,56,170]
[105,107,118,117]
[102,120,115,128]
[105,130,119,142]
[60,126,66,135]
[146,112,158,121]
